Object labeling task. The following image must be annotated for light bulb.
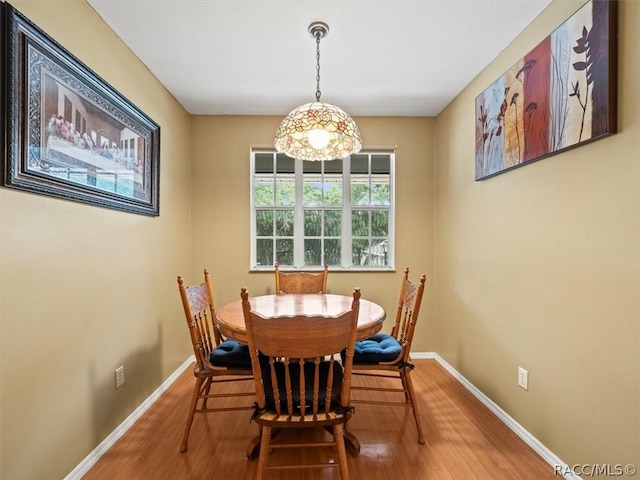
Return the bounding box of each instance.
[308,129,330,149]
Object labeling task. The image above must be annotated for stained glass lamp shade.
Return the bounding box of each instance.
[274,102,362,162]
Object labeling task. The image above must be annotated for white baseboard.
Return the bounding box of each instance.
[411,352,580,480]
[65,353,580,480]
[63,356,195,480]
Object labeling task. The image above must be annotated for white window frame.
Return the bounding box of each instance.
[250,148,395,271]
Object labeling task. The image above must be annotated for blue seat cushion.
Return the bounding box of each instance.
[353,333,402,364]
[262,360,343,413]
[209,339,252,368]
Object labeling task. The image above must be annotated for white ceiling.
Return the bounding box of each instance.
[86,0,552,117]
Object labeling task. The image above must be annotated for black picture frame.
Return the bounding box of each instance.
[1,3,160,216]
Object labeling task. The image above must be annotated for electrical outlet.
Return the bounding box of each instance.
[518,367,528,390]
[115,365,125,389]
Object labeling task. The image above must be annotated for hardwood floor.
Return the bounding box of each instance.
[82,359,558,479]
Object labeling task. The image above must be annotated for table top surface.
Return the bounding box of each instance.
[216,293,386,343]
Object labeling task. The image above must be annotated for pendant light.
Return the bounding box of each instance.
[274,21,362,161]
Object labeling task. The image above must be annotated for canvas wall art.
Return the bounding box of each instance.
[475,0,617,181]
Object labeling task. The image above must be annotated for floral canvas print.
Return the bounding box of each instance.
[475,0,617,181]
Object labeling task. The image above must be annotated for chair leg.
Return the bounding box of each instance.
[245,425,262,460]
[333,423,350,480]
[201,377,212,410]
[256,425,272,480]
[181,377,204,452]
[402,369,425,444]
[400,374,411,403]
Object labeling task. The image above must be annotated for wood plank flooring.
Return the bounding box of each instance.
[81,359,559,479]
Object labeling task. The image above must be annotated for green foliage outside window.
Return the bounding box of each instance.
[253,151,392,268]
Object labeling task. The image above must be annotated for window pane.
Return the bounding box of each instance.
[275,210,294,236]
[324,158,343,173]
[324,176,342,206]
[371,179,390,206]
[324,210,341,236]
[352,210,369,236]
[303,180,322,206]
[371,155,390,174]
[255,182,274,206]
[324,239,341,266]
[256,239,273,266]
[371,211,388,236]
[256,210,273,236]
[303,160,321,174]
[350,183,370,206]
[276,239,293,265]
[255,154,274,173]
[304,210,322,236]
[304,239,321,265]
[275,179,295,206]
[351,155,368,174]
[352,239,369,266]
[276,154,295,173]
[371,240,388,266]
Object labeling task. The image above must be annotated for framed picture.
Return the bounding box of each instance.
[1,3,160,216]
[475,0,617,181]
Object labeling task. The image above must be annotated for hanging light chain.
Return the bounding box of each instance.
[315,31,322,102]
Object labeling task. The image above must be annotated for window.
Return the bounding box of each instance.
[251,149,394,270]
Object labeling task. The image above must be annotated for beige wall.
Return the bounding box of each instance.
[0,1,193,479]
[190,116,436,350]
[2,0,637,479]
[435,0,639,471]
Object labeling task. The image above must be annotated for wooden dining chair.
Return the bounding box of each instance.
[347,267,427,444]
[274,262,329,294]
[176,269,255,452]
[241,287,361,480]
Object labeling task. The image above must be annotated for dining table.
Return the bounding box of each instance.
[215,292,386,459]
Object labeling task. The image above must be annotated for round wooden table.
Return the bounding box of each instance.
[216,293,386,459]
[216,293,386,344]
